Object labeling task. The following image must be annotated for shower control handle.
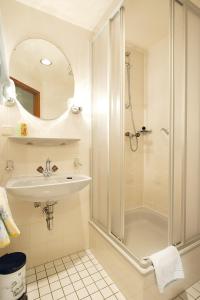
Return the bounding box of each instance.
[125,131,140,138]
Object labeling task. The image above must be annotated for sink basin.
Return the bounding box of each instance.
[6,175,91,202]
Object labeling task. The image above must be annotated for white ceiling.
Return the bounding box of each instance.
[16,0,116,31]
[125,0,169,49]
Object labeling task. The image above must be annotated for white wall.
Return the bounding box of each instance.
[124,46,145,212]
[0,0,91,267]
[143,36,170,217]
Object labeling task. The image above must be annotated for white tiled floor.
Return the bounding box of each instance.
[26,250,126,300]
[174,281,200,300]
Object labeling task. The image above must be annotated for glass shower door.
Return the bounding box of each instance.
[109,8,125,242]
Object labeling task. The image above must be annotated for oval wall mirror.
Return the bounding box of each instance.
[10,39,74,120]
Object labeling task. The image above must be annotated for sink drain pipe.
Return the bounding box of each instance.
[34,201,57,230]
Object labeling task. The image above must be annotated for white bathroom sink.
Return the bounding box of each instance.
[6,175,91,202]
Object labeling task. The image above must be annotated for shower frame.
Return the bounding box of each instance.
[90,0,200,271]
[170,0,200,250]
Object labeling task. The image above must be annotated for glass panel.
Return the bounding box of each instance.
[91,24,110,230]
[110,9,125,241]
[172,0,185,245]
[123,0,170,258]
[185,8,200,241]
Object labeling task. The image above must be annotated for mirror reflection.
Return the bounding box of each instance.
[10,39,74,120]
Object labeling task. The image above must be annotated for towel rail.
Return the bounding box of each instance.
[140,243,182,267]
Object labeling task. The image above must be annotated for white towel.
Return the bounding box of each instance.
[0,187,20,242]
[148,246,184,293]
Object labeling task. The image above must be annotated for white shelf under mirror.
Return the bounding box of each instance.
[8,136,80,146]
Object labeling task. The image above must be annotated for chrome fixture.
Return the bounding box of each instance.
[73,158,82,168]
[71,104,82,114]
[5,160,14,171]
[161,128,169,135]
[125,131,140,138]
[125,51,139,152]
[137,126,152,135]
[37,158,58,177]
[34,201,57,230]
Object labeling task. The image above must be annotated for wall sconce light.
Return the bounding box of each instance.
[71,104,82,114]
[2,79,16,106]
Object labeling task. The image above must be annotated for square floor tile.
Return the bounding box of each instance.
[50,280,61,292]
[40,294,53,300]
[57,270,68,280]
[95,279,107,290]
[91,291,104,300]
[62,256,71,263]
[104,276,113,285]
[87,267,97,275]
[65,262,74,269]
[45,262,54,270]
[73,279,84,291]
[79,270,90,279]
[78,251,86,258]
[91,258,98,265]
[76,287,89,299]
[54,258,63,266]
[36,265,45,273]
[95,264,103,271]
[66,292,79,300]
[55,264,65,273]
[27,282,38,292]
[46,267,56,276]
[101,286,113,298]
[37,271,47,280]
[84,261,93,269]
[72,258,82,265]
[38,278,49,288]
[27,289,39,300]
[70,273,81,283]
[27,274,37,284]
[67,267,77,275]
[75,264,85,272]
[82,276,94,286]
[63,284,75,296]
[48,274,59,284]
[86,283,98,295]
[100,270,108,278]
[60,276,71,287]
[71,254,79,259]
[52,288,64,300]
[91,272,102,282]
[107,296,117,300]
[81,256,90,263]
[39,285,51,296]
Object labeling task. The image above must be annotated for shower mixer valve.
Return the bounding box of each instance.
[125,131,140,138]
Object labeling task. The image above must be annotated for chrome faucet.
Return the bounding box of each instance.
[37,158,58,177]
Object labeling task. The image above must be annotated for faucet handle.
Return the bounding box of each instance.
[37,166,44,173]
[52,165,58,172]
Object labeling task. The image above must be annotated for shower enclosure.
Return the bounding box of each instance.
[91,0,200,268]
